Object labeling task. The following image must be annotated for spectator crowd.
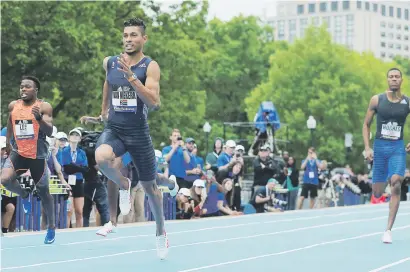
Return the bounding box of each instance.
[1,125,410,234]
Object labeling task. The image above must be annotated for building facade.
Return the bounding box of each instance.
[266,1,410,61]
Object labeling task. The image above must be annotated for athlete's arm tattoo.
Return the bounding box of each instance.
[129,61,161,109]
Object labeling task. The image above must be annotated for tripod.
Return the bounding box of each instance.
[315,175,338,208]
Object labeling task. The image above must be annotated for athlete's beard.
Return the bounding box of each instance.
[125,50,138,56]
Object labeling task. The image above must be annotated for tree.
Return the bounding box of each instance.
[245,26,409,171]
[1,1,146,128]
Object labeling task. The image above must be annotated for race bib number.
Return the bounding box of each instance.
[14,120,34,140]
[112,86,137,112]
[381,122,401,140]
[68,175,77,185]
[309,172,315,179]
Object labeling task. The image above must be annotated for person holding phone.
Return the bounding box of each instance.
[162,129,191,188]
[297,147,322,210]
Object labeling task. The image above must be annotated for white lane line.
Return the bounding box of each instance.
[177,225,410,272]
[5,201,406,238]
[1,207,401,250]
[368,257,410,272]
[2,213,409,270]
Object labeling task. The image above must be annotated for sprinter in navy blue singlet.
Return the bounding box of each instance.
[363,68,410,244]
[94,18,172,259]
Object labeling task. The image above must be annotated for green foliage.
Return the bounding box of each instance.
[2,2,407,171]
[245,26,410,172]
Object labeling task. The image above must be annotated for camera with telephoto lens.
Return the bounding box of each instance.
[18,175,41,200]
[272,198,287,206]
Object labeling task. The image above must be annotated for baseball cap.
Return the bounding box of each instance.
[178,188,191,198]
[193,179,205,188]
[185,137,195,143]
[0,136,6,149]
[235,145,245,152]
[69,128,82,137]
[225,140,236,148]
[56,132,68,140]
[260,144,270,151]
[267,178,278,184]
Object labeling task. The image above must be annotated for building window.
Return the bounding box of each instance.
[405,25,409,31]
[389,6,394,17]
[388,43,393,49]
[373,3,378,12]
[381,52,386,58]
[300,18,308,37]
[357,1,362,9]
[397,8,402,19]
[334,15,343,43]
[388,33,394,39]
[405,45,409,51]
[397,34,401,40]
[365,2,370,11]
[278,20,285,40]
[331,1,338,11]
[289,19,296,43]
[320,2,327,12]
[389,53,394,59]
[397,25,402,30]
[312,17,320,26]
[388,23,394,28]
[347,14,354,25]
[405,9,409,20]
[297,4,304,14]
[309,3,315,13]
[404,35,409,41]
[381,32,386,37]
[396,44,402,50]
[381,22,386,28]
[382,5,386,16]
[381,42,386,47]
[343,0,349,10]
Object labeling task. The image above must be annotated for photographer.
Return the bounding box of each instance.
[252,144,279,194]
[216,160,243,211]
[162,129,191,189]
[64,130,110,227]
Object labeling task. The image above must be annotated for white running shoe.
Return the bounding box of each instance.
[96,221,113,237]
[119,178,132,215]
[156,231,169,260]
[382,230,392,244]
[169,175,179,197]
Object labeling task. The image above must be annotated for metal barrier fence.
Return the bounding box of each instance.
[1,175,70,232]
[1,182,176,231]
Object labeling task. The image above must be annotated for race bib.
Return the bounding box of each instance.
[68,175,76,185]
[112,86,137,112]
[14,120,34,140]
[381,122,401,139]
[309,172,315,179]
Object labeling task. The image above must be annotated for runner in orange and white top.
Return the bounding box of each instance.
[1,76,56,244]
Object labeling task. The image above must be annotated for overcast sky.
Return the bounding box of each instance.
[153,0,277,21]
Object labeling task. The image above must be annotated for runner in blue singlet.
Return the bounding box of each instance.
[362,68,410,244]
